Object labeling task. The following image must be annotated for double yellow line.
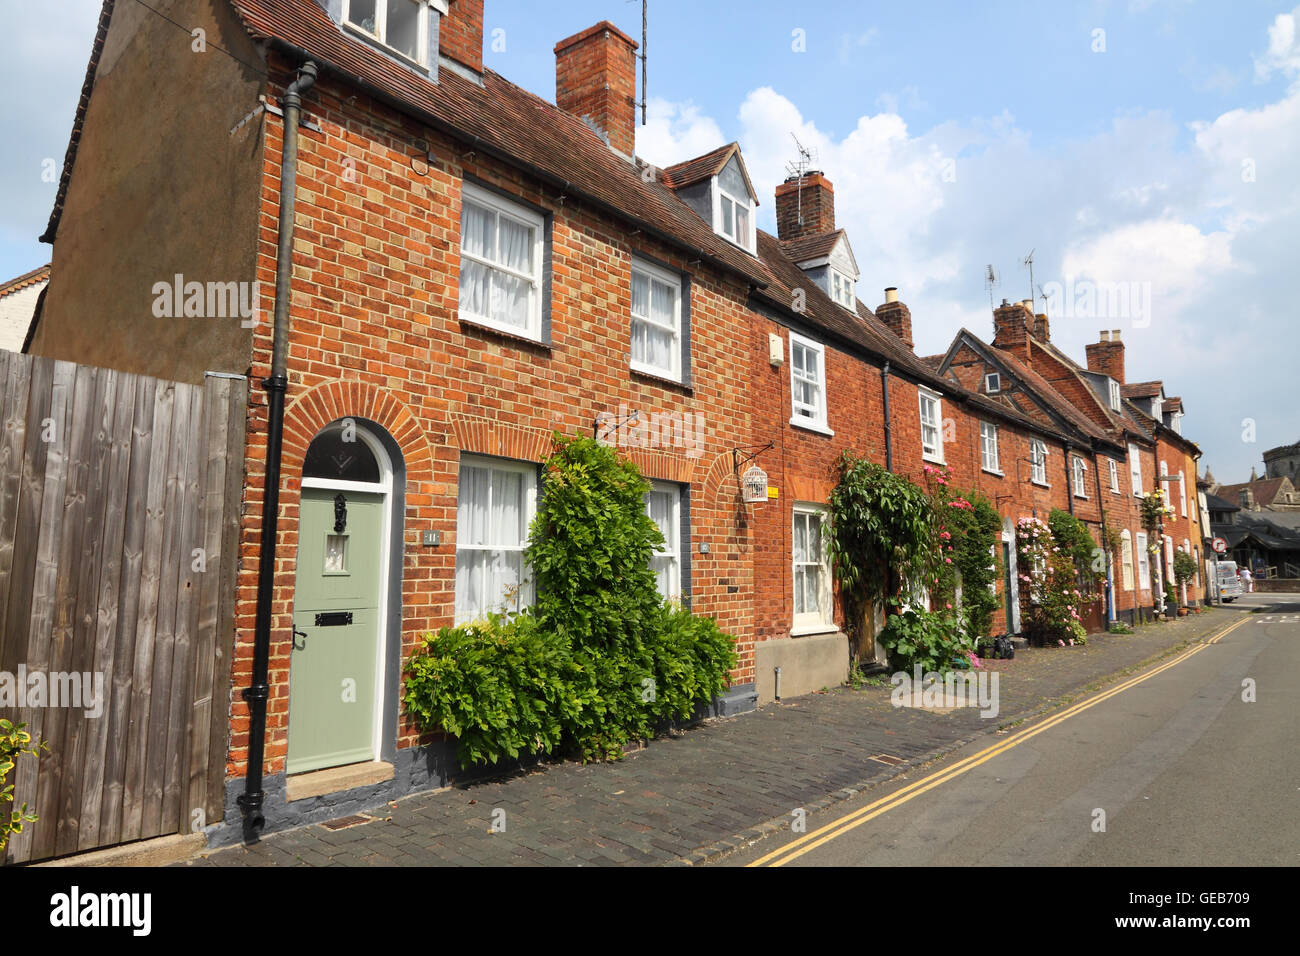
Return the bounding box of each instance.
[748,616,1249,867]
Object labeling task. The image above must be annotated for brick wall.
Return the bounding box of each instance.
[440,0,484,73]
[229,57,754,778]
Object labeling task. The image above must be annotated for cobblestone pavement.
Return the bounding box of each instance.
[185,608,1244,867]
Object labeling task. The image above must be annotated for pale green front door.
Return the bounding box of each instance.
[287,488,385,774]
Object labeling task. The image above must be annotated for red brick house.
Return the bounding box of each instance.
[26,0,1212,844]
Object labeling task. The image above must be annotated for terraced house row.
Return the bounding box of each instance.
[24,0,1206,833]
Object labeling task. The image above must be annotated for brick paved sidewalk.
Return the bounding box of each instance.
[184,608,1243,867]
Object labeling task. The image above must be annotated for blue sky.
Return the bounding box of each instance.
[2,0,1297,482]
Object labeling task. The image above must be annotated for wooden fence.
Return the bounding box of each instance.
[0,352,246,864]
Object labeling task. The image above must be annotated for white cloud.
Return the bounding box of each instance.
[636,97,727,170]
[1254,5,1300,81]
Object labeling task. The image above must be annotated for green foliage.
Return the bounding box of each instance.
[1108,621,1134,634]
[878,606,974,673]
[932,480,1003,644]
[403,614,578,767]
[1016,516,1092,646]
[403,435,737,767]
[827,453,936,645]
[1048,508,1100,591]
[1,719,43,853]
[1173,550,1198,587]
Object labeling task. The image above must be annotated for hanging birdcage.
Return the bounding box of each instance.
[742,465,768,504]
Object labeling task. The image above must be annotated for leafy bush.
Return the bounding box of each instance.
[404,435,737,766]
[1,719,42,853]
[1108,621,1134,635]
[1173,550,1198,588]
[828,453,936,650]
[404,614,579,767]
[878,605,973,673]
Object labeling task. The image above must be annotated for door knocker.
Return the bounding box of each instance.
[334,493,347,534]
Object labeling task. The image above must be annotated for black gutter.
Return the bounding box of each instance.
[881,361,893,472]
[238,60,317,834]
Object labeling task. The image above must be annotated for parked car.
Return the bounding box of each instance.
[1215,561,1244,602]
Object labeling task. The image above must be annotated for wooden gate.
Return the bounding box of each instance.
[0,352,246,864]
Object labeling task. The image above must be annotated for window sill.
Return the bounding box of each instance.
[790,416,834,436]
[922,453,946,466]
[982,468,1004,478]
[1073,493,1089,500]
[1032,480,1051,489]
[631,366,692,394]
[458,316,551,352]
[790,623,839,638]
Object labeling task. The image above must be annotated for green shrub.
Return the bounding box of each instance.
[878,605,973,673]
[1,719,42,853]
[404,435,738,766]
[1108,621,1134,634]
[403,614,580,767]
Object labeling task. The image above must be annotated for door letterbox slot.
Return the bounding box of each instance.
[314,611,354,627]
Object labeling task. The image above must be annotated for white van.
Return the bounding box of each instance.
[1215,561,1243,602]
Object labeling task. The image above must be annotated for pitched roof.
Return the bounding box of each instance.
[981,339,1115,446]
[0,264,51,298]
[1122,381,1163,399]
[779,230,844,265]
[662,143,736,189]
[1216,477,1290,509]
[1164,396,1183,414]
[1204,493,1240,512]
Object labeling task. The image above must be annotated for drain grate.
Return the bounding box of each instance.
[869,753,905,766]
[319,814,373,831]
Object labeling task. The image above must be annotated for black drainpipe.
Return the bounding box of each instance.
[1064,443,1076,516]
[881,362,893,472]
[239,60,317,833]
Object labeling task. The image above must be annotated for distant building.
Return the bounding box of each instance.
[0,264,49,352]
[1263,440,1300,482]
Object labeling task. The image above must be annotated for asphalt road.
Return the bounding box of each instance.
[727,595,1299,867]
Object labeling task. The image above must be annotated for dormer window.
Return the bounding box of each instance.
[1150,397,1162,420]
[342,0,442,68]
[713,156,756,253]
[830,270,855,308]
[1108,379,1121,411]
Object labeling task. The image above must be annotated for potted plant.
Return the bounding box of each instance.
[1173,551,1198,617]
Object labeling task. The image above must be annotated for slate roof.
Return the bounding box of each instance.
[1204,492,1241,513]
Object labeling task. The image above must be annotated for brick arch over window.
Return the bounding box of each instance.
[698,450,746,518]
[281,381,435,489]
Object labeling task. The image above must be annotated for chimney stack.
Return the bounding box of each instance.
[993,299,1034,362]
[1035,313,1050,342]
[440,0,485,74]
[1084,328,1126,383]
[876,287,913,350]
[555,21,639,158]
[775,172,835,241]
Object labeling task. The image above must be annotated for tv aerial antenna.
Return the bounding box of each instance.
[984,264,999,311]
[784,133,819,226]
[627,0,648,125]
[1022,249,1037,309]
